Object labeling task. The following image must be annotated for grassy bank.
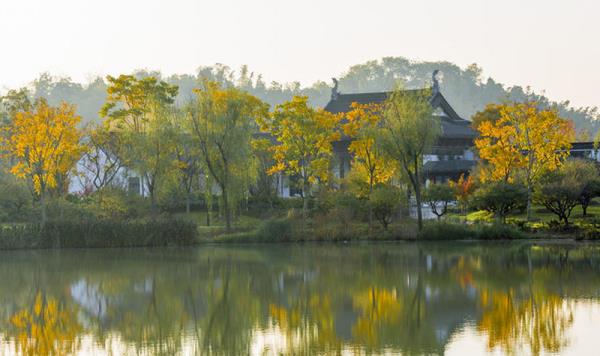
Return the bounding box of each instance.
[1,211,597,250]
[0,218,197,250]
[205,217,530,243]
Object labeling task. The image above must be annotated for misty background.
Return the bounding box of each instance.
[9,56,599,137]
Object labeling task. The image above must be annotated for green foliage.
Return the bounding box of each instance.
[379,85,438,229]
[0,173,33,222]
[423,183,455,220]
[476,223,524,240]
[579,177,600,216]
[187,82,268,230]
[418,222,477,240]
[418,222,523,240]
[534,159,598,227]
[0,218,197,250]
[472,182,527,222]
[314,189,365,218]
[370,185,402,230]
[81,189,151,220]
[254,218,294,242]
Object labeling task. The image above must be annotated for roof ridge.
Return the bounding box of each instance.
[337,88,425,96]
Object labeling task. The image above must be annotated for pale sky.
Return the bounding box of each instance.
[0,0,598,108]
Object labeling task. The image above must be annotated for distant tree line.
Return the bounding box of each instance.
[2,57,598,135]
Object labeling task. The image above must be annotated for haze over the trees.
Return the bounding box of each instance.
[3,57,598,136]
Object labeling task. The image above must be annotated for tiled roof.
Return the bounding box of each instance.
[423,160,477,174]
[324,90,477,140]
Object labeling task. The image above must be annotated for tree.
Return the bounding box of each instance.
[535,160,598,227]
[579,178,600,217]
[100,75,179,209]
[449,174,475,216]
[258,96,341,220]
[344,102,396,230]
[171,109,201,214]
[370,185,402,230]
[188,82,267,230]
[423,183,455,220]
[471,103,502,130]
[472,182,527,223]
[0,88,32,125]
[250,137,279,207]
[1,99,83,223]
[379,86,439,230]
[475,101,575,220]
[80,125,124,191]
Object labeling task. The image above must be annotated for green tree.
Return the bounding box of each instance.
[379,86,438,230]
[535,159,598,227]
[579,177,600,217]
[472,182,527,223]
[100,75,179,209]
[187,82,267,230]
[370,185,402,230]
[423,183,455,220]
[171,109,201,214]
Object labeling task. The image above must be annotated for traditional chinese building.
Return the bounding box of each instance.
[323,73,478,184]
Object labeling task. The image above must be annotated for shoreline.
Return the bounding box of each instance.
[1,217,598,251]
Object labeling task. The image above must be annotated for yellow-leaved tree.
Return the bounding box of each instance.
[344,102,396,229]
[188,82,268,231]
[258,96,341,219]
[475,101,574,220]
[1,98,83,223]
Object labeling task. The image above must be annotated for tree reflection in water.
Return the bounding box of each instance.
[478,290,573,355]
[0,243,597,355]
[9,292,81,356]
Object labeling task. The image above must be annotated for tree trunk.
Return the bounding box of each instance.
[222,186,232,231]
[40,193,47,226]
[415,185,423,231]
[526,185,533,222]
[368,176,374,233]
[150,189,157,213]
[413,160,423,231]
[582,204,588,217]
[526,154,534,221]
[302,179,309,221]
[186,194,191,214]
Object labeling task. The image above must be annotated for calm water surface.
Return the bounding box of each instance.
[1,242,600,355]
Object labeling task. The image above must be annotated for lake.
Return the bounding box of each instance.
[0,242,600,355]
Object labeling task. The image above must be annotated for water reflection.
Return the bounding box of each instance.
[0,242,599,355]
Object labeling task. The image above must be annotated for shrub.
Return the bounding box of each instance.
[313,206,361,241]
[418,222,477,240]
[418,221,523,240]
[476,223,524,240]
[255,218,293,242]
[370,185,402,230]
[0,174,34,222]
[472,182,527,222]
[0,218,198,250]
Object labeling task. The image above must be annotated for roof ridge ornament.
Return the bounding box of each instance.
[331,78,340,100]
[432,70,440,95]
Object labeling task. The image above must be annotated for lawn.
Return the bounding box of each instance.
[448,200,600,229]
